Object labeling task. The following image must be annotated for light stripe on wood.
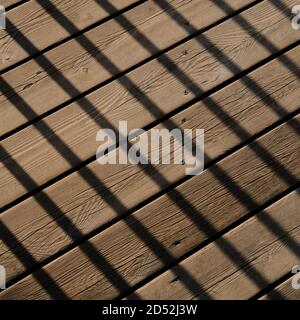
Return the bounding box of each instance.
[0,47,299,284]
[0,114,299,300]
[128,191,300,300]
[1,0,298,207]
[0,0,261,135]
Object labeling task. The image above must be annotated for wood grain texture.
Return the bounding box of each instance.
[0,0,24,8]
[129,191,300,300]
[0,47,299,284]
[1,0,298,207]
[260,277,300,300]
[0,115,299,300]
[0,0,260,135]
[0,0,139,70]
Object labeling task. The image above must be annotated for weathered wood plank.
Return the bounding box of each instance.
[128,191,300,300]
[0,115,299,300]
[0,47,299,284]
[1,0,298,207]
[260,278,300,300]
[0,0,140,70]
[0,0,264,135]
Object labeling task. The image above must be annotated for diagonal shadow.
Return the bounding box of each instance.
[2,0,300,300]
[33,0,300,208]
[213,0,299,79]
[54,0,300,296]
[0,108,210,299]
[0,1,261,299]
[151,0,300,133]
[0,220,68,299]
[0,142,136,298]
[3,1,30,12]
[0,15,212,299]
[91,0,300,293]
[1,0,298,298]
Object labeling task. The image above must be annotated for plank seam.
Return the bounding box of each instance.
[250,271,294,300]
[3,0,30,12]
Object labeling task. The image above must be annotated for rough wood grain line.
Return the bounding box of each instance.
[1,115,299,300]
[0,0,140,70]
[260,277,300,300]
[0,0,260,135]
[0,47,299,284]
[128,191,300,300]
[1,0,298,208]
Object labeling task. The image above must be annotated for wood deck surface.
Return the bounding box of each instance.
[0,0,299,300]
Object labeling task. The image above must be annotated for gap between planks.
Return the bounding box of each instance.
[1,0,29,11]
[259,274,300,300]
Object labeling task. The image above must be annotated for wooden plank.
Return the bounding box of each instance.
[1,0,298,207]
[0,47,299,284]
[260,277,300,300]
[0,115,299,300]
[1,0,25,8]
[0,0,265,135]
[0,0,140,70]
[129,191,300,300]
